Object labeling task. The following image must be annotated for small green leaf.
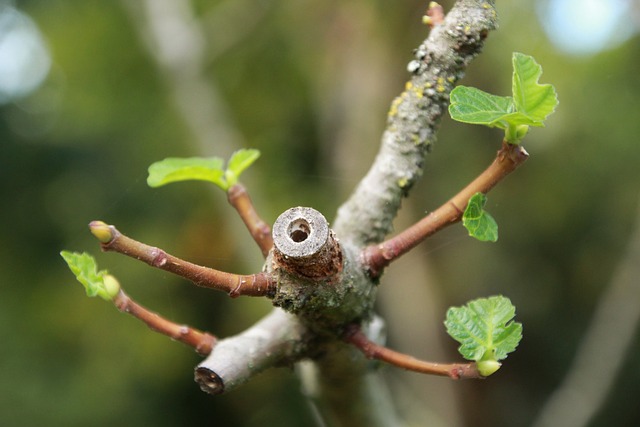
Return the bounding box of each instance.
[449,86,514,129]
[445,295,522,375]
[224,149,261,187]
[462,192,498,242]
[60,251,120,300]
[511,52,558,126]
[448,52,557,144]
[147,157,226,189]
[147,150,261,191]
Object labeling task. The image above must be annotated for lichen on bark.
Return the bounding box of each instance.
[333,0,498,247]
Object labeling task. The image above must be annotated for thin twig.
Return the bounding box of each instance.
[90,221,275,297]
[227,184,273,257]
[362,141,528,277]
[344,324,482,380]
[114,289,216,356]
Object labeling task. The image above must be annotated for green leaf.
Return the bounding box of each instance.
[147,157,226,189]
[445,296,522,375]
[147,149,261,191]
[224,149,261,187]
[60,251,120,300]
[449,86,514,129]
[511,52,558,126]
[462,192,498,242]
[448,52,558,144]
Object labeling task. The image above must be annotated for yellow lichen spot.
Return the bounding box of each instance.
[436,85,446,93]
[447,76,455,83]
[428,1,439,8]
[482,2,491,9]
[464,25,471,34]
[388,96,402,118]
[422,15,432,26]
[437,77,445,85]
[425,82,433,88]
[397,177,409,188]
[405,81,413,91]
[413,86,424,98]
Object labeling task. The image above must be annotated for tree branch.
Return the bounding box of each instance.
[363,141,528,277]
[345,324,482,380]
[305,1,500,425]
[333,0,499,247]
[113,289,216,356]
[195,308,309,395]
[227,183,273,257]
[90,221,275,297]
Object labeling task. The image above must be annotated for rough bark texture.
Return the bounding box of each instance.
[195,309,307,394]
[333,0,498,246]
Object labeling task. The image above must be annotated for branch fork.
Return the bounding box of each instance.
[79,0,507,414]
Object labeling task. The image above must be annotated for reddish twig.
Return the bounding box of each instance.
[90,221,276,298]
[362,142,529,277]
[344,324,482,380]
[114,289,216,356]
[227,184,273,257]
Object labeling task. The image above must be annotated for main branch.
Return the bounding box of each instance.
[333,0,499,246]
[195,308,309,394]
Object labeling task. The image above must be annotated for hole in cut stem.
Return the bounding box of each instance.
[289,219,311,243]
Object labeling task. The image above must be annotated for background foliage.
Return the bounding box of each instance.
[2,0,639,426]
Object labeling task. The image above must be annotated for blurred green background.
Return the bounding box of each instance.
[2,0,639,426]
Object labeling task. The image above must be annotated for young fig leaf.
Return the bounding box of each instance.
[445,295,522,376]
[224,149,261,187]
[463,192,498,242]
[60,251,120,300]
[147,149,261,191]
[448,52,557,144]
[511,52,558,126]
[448,86,514,130]
[147,157,226,189]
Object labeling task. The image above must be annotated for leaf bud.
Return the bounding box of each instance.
[515,124,529,140]
[477,359,501,377]
[89,221,113,243]
[101,274,121,300]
